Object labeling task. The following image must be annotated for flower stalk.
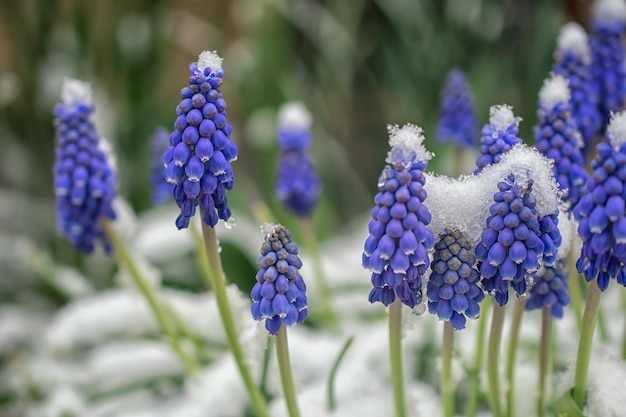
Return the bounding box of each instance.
[466,297,490,417]
[276,326,301,417]
[487,303,506,417]
[538,306,553,417]
[505,299,526,417]
[442,321,455,417]
[389,298,407,417]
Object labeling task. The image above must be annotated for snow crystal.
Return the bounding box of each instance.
[386,123,433,165]
[197,50,223,73]
[556,22,590,61]
[593,0,626,23]
[489,104,521,132]
[607,111,626,150]
[539,73,570,110]
[61,77,93,107]
[425,144,560,245]
[557,209,578,260]
[260,222,278,237]
[278,101,313,130]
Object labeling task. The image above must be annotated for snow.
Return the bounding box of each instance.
[557,209,578,260]
[556,22,590,61]
[539,73,570,110]
[278,102,313,130]
[593,0,626,23]
[607,111,626,150]
[197,50,223,73]
[489,104,521,132]
[61,77,93,107]
[386,123,433,165]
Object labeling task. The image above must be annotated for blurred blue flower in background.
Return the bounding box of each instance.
[436,68,478,148]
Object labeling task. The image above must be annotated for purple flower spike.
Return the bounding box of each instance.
[53,78,117,254]
[526,259,570,318]
[164,51,237,229]
[363,124,435,308]
[475,105,523,173]
[436,69,478,148]
[251,224,308,335]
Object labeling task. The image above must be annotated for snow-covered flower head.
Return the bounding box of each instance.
[386,123,433,168]
[163,50,238,229]
[475,105,523,173]
[53,78,117,254]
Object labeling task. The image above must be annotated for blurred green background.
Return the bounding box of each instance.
[0,0,590,297]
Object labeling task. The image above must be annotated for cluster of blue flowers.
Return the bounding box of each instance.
[475,106,522,173]
[574,113,626,290]
[163,51,238,229]
[436,69,478,148]
[251,224,308,335]
[150,127,172,206]
[427,229,484,330]
[275,103,320,217]
[362,125,434,308]
[526,259,570,318]
[53,79,117,254]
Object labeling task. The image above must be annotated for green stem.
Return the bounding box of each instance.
[389,299,407,417]
[466,297,491,417]
[299,218,338,328]
[162,302,211,365]
[573,279,603,409]
[505,299,526,417]
[596,302,610,342]
[327,336,355,411]
[276,326,301,417]
[101,218,196,374]
[567,252,583,333]
[260,337,273,398]
[200,223,270,417]
[537,307,552,417]
[487,303,506,417]
[191,222,212,291]
[442,321,455,417]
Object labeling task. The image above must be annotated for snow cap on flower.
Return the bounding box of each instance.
[556,22,591,62]
[53,78,117,253]
[475,105,523,172]
[593,0,626,23]
[163,50,238,229]
[539,73,571,110]
[251,223,308,335]
[607,111,626,150]
[436,68,478,147]
[386,123,433,166]
[278,102,312,131]
[490,105,521,133]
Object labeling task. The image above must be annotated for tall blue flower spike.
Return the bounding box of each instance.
[553,22,602,157]
[590,0,626,126]
[525,259,570,318]
[151,127,172,206]
[475,174,562,306]
[427,229,484,330]
[436,68,478,148]
[275,102,321,217]
[475,105,523,173]
[534,73,588,210]
[574,111,626,291]
[53,78,117,254]
[362,124,435,308]
[163,51,238,229]
[251,223,308,335]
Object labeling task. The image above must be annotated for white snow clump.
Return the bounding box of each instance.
[539,73,570,111]
[197,50,223,73]
[61,77,93,107]
[489,104,521,132]
[278,101,313,130]
[386,123,433,165]
[556,22,590,61]
[607,111,626,150]
[593,0,626,23]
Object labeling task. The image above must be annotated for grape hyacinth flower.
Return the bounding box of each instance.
[436,68,478,147]
[427,229,484,330]
[590,0,626,126]
[362,124,435,308]
[574,111,626,291]
[534,73,588,209]
[525,259,570,318]
[553,22,601,156]
[275,102,321,217]
[163,51,238,229]
[251,223,308,335]
[475,105,523,173]
[151,127,172,205]
[53,78,117,253]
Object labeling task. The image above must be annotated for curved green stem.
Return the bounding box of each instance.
[487,303,506,417]
[191,222,212,291]
[201,223,270,417]
[101,218,196,374]
[573,279,603,409]
[389,299,407,417]
[276,326,301,417]
[442,321,455,417]
[327,336,355,411]
[505,299,526,417]
[466,297,491,417]
[537,307,552,417]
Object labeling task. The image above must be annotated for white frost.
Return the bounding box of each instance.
[278,101,313,130]
[61,77,93,107]
[607,111,626,149]
[489,104,521,132]
[593,0,626,23]
[425,144,560,245]
[557,209,578,260]
[556,22,590,61]
[539,73,570,110]
[197,50,223,73]
[260,222,279,237]
[386,123,433,165]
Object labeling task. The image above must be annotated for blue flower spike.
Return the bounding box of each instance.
[251,223,308,335]
[151,127,172,206]
[553,22,602,156]
[362,124,435,308]
[534,73,588,210]
[53,78,117,253]
[436,68,478,148]
[427,229,485,330]
[475,105,523,173]
[590,0,626,126]
[525,259,570,318]
[275,102,321,217]
[574,111,626,291]
[163,50,238,229]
